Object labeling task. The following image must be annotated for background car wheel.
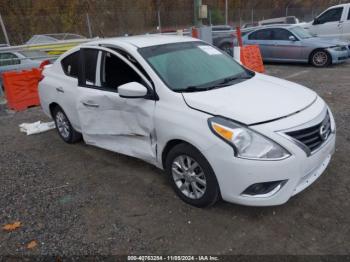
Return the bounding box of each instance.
[165,143,220,208]
[53,106,82,144]
[310,50,331,67]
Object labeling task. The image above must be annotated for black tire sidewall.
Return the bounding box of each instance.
[165,143,220,208]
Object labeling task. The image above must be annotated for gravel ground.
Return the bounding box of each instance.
[0,62,349,256]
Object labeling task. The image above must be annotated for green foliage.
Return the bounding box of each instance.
[210,8,224,25]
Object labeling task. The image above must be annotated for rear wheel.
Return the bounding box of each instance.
[165,143,220,207]
[53,106,82,144]
[310,50,331,67]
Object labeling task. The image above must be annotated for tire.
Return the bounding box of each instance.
[52,106,82,144]
[310,50,331,67]
[165,143,220,208]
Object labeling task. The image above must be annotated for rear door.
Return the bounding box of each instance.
[310,7,344,38]
[76,47,157,164]
[246,29,274,60]
[270,28,303,61]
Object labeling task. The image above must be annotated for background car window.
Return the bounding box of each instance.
[248,29,273,40]
[100,52,143,92]
[272,28,293,40]
[82,49,99,85]
[317,8,343,24]
[348,10,350,20]
[0,53,20,66]
[61,51,80,78]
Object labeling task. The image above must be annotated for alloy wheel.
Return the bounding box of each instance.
[313,51,328,67]
[171,155,207,200]
[55,111,70,139]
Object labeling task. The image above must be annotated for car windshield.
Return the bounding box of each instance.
[139,42,253,92]
[290,26,313,39]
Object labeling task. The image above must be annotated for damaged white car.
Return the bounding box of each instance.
[39,35,336,207]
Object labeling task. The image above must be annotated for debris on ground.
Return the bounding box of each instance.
[3,221,21,231]
[19,121,55,135]
[26,240,38,249]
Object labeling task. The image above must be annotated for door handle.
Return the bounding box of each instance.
[82,101,99,108]
[56,87,64,93]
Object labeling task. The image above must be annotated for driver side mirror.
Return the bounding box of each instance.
[289,35,297,41]
[313,18,320,25]
[118,82,148,99]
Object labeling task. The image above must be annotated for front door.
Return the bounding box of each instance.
[270,28,303,61]
[76,47,157,164]
[310,7,344,38]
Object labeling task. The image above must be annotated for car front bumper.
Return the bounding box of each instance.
[328,48,350,64]
[202,102,336,206]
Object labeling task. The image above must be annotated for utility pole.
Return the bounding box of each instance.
[194,0,202,26]
[225,0,228,25]
[0,13,10,45]
[86,13,93,38]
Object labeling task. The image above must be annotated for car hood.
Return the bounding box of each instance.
[182,74,317,125]
[303,37,349,47]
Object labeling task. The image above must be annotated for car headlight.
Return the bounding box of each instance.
[208,117,291,160]
[331,46,346,51]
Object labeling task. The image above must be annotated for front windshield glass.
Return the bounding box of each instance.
[290,26,313,39]
[139,42,252,92]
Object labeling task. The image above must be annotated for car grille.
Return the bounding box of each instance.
[286,112,331,153]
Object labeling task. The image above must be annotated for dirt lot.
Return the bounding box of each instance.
[0,62,349,256]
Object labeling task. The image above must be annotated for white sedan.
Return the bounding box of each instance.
[39,35,336,207]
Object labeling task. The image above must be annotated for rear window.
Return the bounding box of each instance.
[61,51,80,78]
[82,49,99,85]
[0,52,20,66]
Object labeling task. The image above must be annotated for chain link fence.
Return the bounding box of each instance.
[0,1,347,45]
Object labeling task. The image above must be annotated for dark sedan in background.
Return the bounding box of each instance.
[240,25,350,67]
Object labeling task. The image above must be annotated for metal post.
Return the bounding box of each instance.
[225,0,228,25]
[194,0,202,27]
[157,10,162,32]
[86,13,93,38]
[251,8,254,25]
[209,9,212,26]
[0,13,10,45]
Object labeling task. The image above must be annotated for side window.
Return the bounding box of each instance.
[100,52,143,92]
[348,9,350,20]
[110,47,153,85]
[61,51,80,78]
[0,53,20,66]
[248,29,273,40]
[318,8,343,24]
[82,49,99,85]
[272,29,293,41]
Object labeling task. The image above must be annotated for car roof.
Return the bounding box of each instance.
[86,34,199,49]
[241,24,300,33]
[331,3,350,8]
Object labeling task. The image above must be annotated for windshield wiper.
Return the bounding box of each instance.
[215,73,253,87]
[176,73,254,93]
[176,86,207,93]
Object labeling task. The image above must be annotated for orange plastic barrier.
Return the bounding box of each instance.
[240,45,265,73]
[192,27,199,39]
[2,68,43,111]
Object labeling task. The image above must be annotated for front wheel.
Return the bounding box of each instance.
[165,143,220,207]
[310,50,331,67]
